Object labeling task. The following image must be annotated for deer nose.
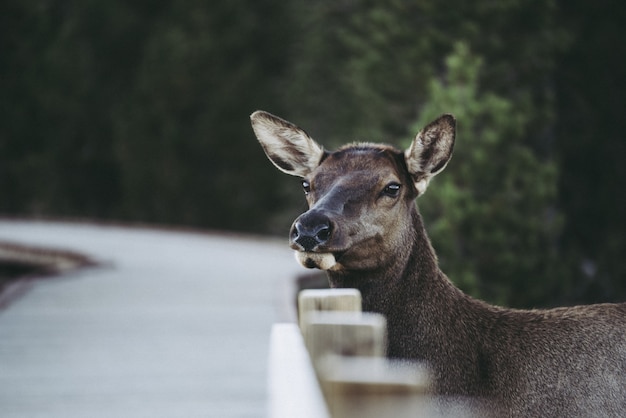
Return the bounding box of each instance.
[290,212,333,252]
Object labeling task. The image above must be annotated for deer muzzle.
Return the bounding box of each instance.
[290,211,333,252]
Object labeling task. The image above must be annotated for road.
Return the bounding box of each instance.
[0,220,305,418]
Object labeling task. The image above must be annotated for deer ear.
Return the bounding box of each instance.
[250,111,325,177]
[405,114,456,195]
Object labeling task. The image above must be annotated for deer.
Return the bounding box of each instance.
[250,110,626,417]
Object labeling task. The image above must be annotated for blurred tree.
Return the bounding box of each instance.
[409,43,564,308]
[0,0,301,232]
[0,0,130,217]
[0,0,623,307]
[554,0,626,304]
[112,0,296,229]
[285,0,442,145]
[285,0,566,150]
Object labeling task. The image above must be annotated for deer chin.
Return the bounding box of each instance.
[295,251,341,271]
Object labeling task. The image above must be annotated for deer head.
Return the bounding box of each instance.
[250,110,455,274]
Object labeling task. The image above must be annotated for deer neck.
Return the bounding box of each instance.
[326,205,476,358]
[326,206,445,312]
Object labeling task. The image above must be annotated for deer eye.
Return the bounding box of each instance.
[301,180,311,195]
[382,183,401,198]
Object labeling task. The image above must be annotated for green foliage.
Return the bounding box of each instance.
[411,43,563,307]
[285,0,568,149]
[555,0,626,304]
[0,0,624,306]
[0,0,299,231]
[285,0,443,146]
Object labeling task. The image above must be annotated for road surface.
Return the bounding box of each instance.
[0,220,305,418]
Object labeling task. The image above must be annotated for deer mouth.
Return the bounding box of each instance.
[293,234,382,271]
[295,251,345,271]
[300,233,387,271]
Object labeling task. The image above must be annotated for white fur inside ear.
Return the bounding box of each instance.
[404,114,456,195]
[250,111,324,177]
[295,251,337,270]
[404,139,425,176]
[414,177,431,195]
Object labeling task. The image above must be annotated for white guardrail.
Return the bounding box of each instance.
[268,289,475,418]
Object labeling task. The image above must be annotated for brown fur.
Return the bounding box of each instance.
[251,110,626,416]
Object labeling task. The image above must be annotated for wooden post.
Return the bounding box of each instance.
[317,355,433,418]
[292,288,444,417]
[303,311,387,361]
[298,288,362,329]
[298,288,385,362]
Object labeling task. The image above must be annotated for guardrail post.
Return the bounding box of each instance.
[303,311,387,361]
[298,288,362,329]
[270,288,444,417]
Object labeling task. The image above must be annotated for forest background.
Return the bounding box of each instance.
[2,0,625,308]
